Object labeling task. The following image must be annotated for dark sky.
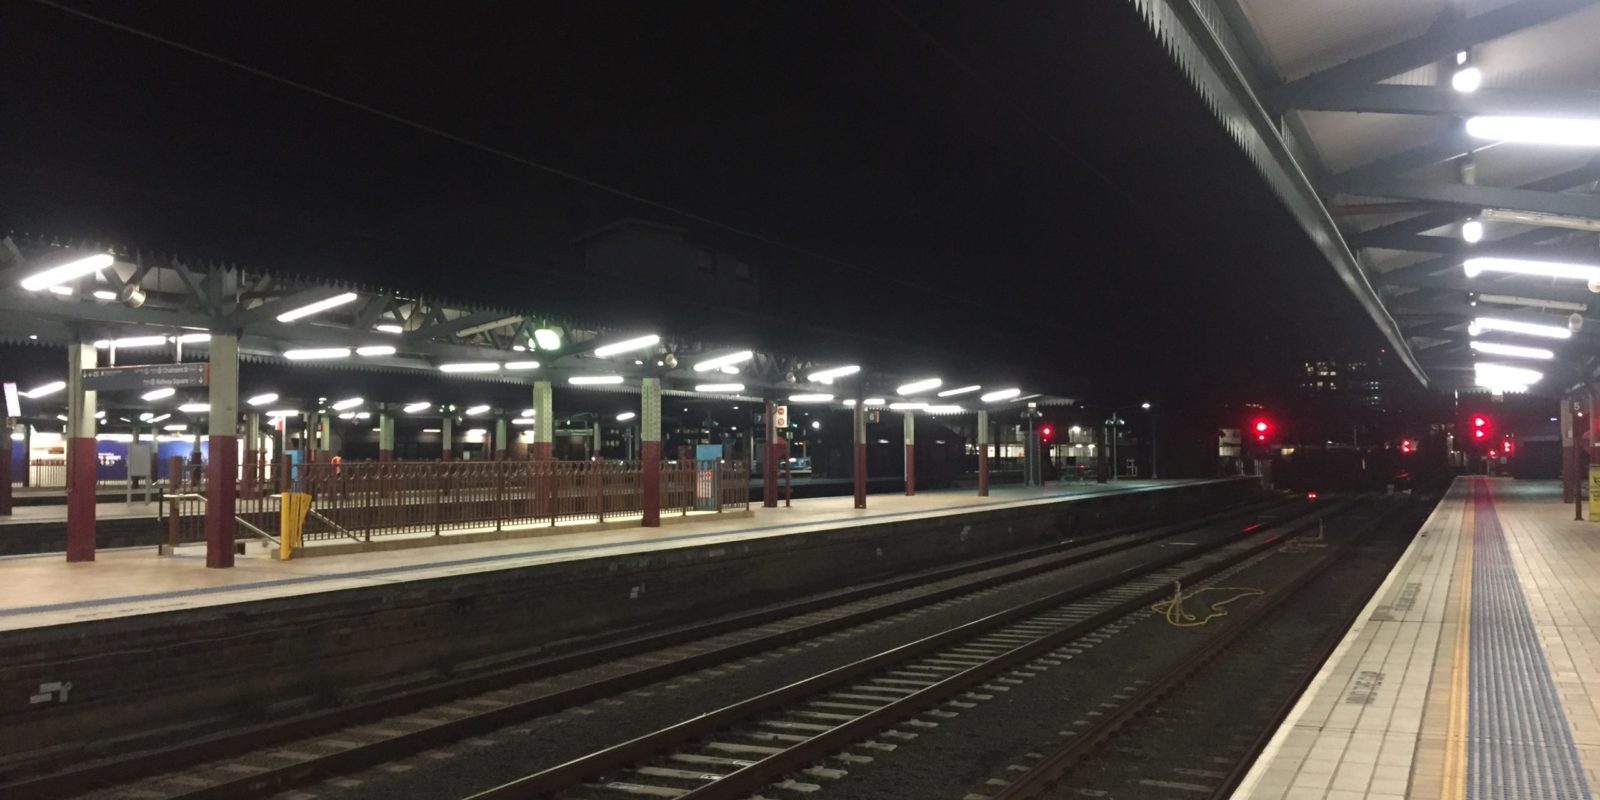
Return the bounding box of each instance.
[0,0,1387,405]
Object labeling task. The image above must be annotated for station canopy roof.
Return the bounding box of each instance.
[0,233,1069,420]
[1149,0,1600,398]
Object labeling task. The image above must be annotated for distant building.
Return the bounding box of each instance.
[1300,355,1388,411]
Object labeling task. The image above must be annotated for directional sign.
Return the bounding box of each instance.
[82,363,210,392]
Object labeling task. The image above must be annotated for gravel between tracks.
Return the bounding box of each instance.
[245,505,1296,800]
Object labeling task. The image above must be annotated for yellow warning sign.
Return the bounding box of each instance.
[1588,467,1600,522]
[279,491,312,559]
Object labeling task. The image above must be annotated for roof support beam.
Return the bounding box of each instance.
[1343,157,1600,243]
[1358,231,1600,262]
[1272,0,1597,104]
[1288,85,1600,119]
[1381,270,1599,305]
[1341,177,1600,220]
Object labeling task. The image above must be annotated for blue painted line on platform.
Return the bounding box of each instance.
[1465,482,1592,800]
[0,480,1195,619]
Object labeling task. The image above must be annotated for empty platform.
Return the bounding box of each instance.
[1234,477,1600,799]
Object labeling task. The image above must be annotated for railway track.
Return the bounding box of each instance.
[977,494,1429,800]
[12,497,1304,800]
[461,497,1357,800]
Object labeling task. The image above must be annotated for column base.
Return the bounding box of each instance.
[204,435,237,568]
[641,441,661,527]
[66,437,97,562]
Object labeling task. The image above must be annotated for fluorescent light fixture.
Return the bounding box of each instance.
[141,387,176,401]
[94,409,105,419]
[331,397,363,410]
[178,403,209,413]
[1474,377,1529,393]
[512,344,526,351]
[533,328,562,350]
[842,399,856,406]
[520,408,534,417]
[1461,219,1484,244]
[265,410,299,418]
[569,375,625,385]
[48,285,73,296]
[95,335,169,349]
[1475,362,1542,385]
[1481,207,1600,233]
[275,291,359,322]
[789,393,833,402]
[439,362,500,373]
[93,290,118,301]
[896,378,941,395]
[163,423,188,432]
[925,405,964,414]
[1468,316,1572,339]
[694,350,754,372]
[465,405,490,415]
[695,383,745,393]
[454,315,524,338]
[1476,293,1587,312]
[19,253,114,291]
[617,411,637,421]
[511,418,534,426]
[403,401,431,413]
[338,412,355,420]
[138,412,154,422]
[889,402,927,410]
[174,333,210,344]
[505,360,541,370]
[1470,341,1554,360]
[980,388,1022,402]
[1466,115,1600,147]
[720,365,739,375]
[421,428,441,433]
[284,347,352,360]
[375,323,404,334]
[937,385,981,397]
[355,345,396,357]
[147,413,171,423]
[1464,256,1600,282]
[246,392,279,406]
[55,414,67,422]
[807,365,861,384]
[1451,66,1482,93]
[356,411,371,420]
[864,398,886,406]
[593,334,660,357]
[22,381,66,398]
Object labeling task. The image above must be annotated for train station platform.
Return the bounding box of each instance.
[1234,477,1600,799]
[0,478,1228,633]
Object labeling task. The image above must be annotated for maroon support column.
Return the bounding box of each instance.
[903,409,916,496]
[763,399,779,508]
[853,399,867,509]
[641,377,661,527]
[203,331,239,567]
[66,338,97,561]
[0,419,13,516]
[977,409,990,497]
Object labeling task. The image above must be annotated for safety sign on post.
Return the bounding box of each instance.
[773,405,789,429]
[1588,466,1600,522]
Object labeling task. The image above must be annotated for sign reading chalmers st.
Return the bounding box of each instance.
[82,363,210,392]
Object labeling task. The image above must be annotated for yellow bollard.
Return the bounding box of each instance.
[279,491,312,560]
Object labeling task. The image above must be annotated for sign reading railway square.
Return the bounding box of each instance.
[82,363,210,392]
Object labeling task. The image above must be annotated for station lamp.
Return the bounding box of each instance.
[276,291,359,323]
[18,253,114,292]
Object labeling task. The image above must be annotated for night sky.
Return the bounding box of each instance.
[0,1,1387,405]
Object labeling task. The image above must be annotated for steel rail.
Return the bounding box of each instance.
[985,499,1414,800]
[1,497,1292,800]
[465,497,1354,800]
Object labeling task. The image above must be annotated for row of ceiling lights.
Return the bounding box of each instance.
[1431,50,1600,394]
[18,263,1030,407]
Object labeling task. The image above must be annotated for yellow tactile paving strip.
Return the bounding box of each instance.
[1231,478,1600,799]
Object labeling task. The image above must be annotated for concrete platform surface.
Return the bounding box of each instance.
[1233,477,1600,800]
[0,479,1212,633]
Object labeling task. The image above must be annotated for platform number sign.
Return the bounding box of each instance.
[773,405,789,428]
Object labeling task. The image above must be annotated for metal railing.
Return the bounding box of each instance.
[162,458,752,549]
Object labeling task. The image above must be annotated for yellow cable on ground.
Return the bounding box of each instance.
[1151,580,1264,627]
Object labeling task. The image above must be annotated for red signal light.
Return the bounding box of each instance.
[1040,425,1053,442]
[1254,420,1269,433]
[1503,440,1513,454]
[1473,416,1487,428]
[1400,438,1414,454]
[1474,429,1486,440]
